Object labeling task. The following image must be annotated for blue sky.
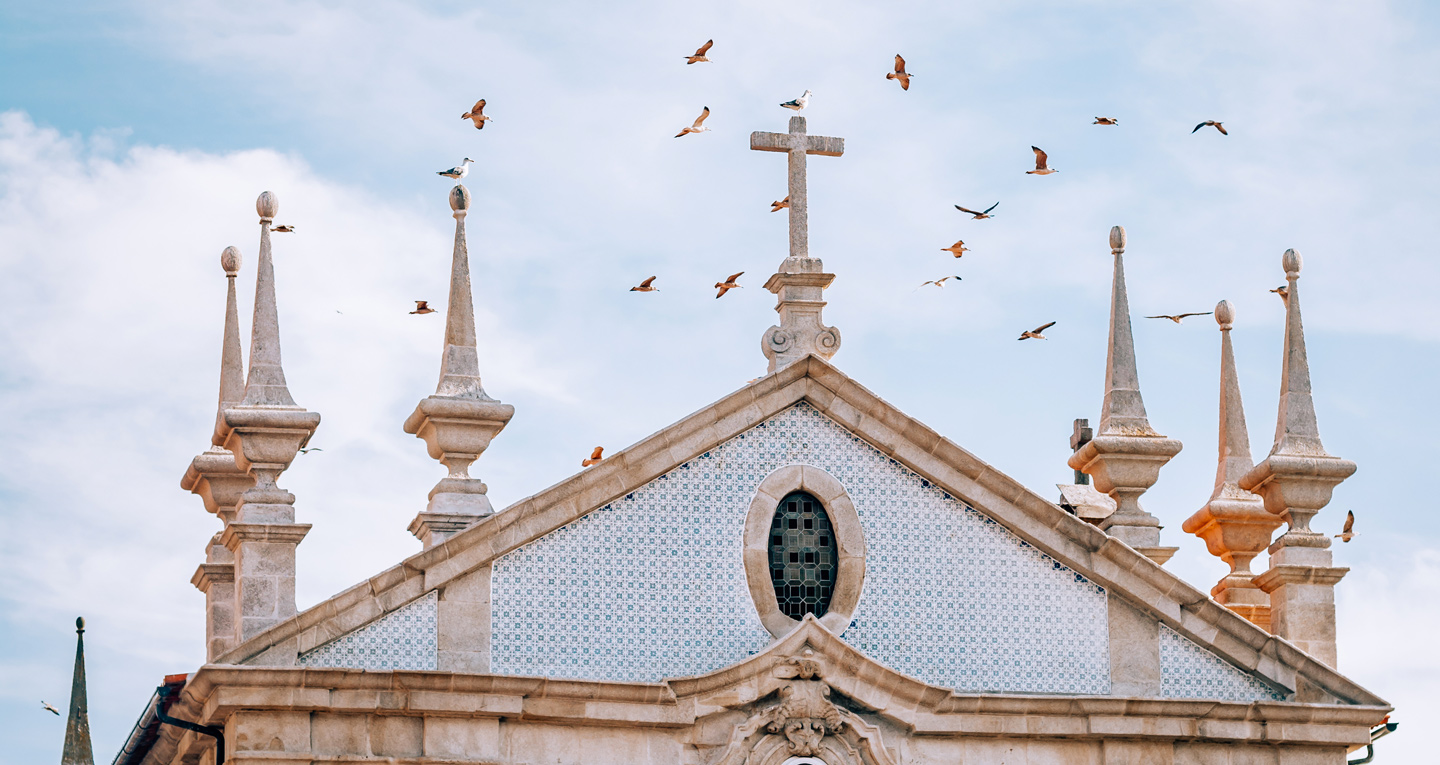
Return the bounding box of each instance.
[2,1,1438,761]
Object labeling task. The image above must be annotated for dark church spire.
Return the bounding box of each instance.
[60,617,94,765]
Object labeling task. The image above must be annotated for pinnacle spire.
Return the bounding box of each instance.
[212,246,246,444]
[1212,300,1255,493]
[238,191,297,408]
[1098,225,1156,436]
[435,185,493,400]
[1271,249,1327,456]
[60,617,94,765]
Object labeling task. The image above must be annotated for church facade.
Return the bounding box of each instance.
[114,119,1389,765]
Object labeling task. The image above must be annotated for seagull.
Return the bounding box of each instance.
[886,55,912,91]
[941,240,970,257]
[684,39,713,64]
[1270,285,1289,301]
[920,276,962,288]
[675,107,712,138]
[1334,510,1356,543]
[437,158,474,181]
[780,90,811,111]
[42,701,60,715]
[630,276,658,292]
[1094,117,1118,125]
[1018,321,1056,341]
[1145,311,1213,324]
[771,195,790,213]
[1193,120,1228,135]
[1026,146,1057,175]
[298,447,322,455]
[714,271,744,299]
[410,300,435,314]
[581,446,605,467]
[271,224,295,233]
[461,99,492,130]
[955,202,999,220]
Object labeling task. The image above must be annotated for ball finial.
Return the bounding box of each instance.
[449,184,471,213]
[1109,225,1126,252]
[220,246,242,276]
[1282,248,1302,274]
[1215,299,1234,328]
[256,191,279,220]
[75,616,85,632]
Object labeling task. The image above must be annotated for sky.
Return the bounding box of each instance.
[1,0,1437,761]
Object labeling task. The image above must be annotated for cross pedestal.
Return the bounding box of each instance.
[751,117,845,372]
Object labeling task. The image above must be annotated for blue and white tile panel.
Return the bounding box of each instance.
[296,591,438,670]
[1158,624,1284,701]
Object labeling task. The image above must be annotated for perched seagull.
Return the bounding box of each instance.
[630,276,658,292]
[437,158,474,181]
[684,39,713,64]
[461,99,492,130]
[675,107,712,138]
[1270,285,1289,301]
[771,195,790,213]
[1018,321,1056,341]
[955,202,999,220]
[780,90,812,111]
[42,701,60,716]
[1145,311,1213,324]
[298,447,323,455]
[920,276,962,288]
[886,55,912,91]
[1335,510,1357,543]
[410,300,435,315]
[941,240,970,257]
[581,446,605,467]
[1026,146,1057,175]
[1193,120,1228,135]
[271,224,295,233]
[1094,117,1118,125]
[714,271,744,298]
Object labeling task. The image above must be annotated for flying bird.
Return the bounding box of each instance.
[941,240,970,257]
[920,276,962,288]
[298,447,323,455]
[461,99,492,130]
[271,224,295,233]
[1018,321,1056,341]
[410,300,435,315]
[1145,311,1213,324]
[582,446,605,467]
[437,158,474,181]
[1026,146,1057,175]
[955,202,999,220]
[771,195,790,213]
[630,276,658,292]
[780,90,812,111]
[1094,117,1118,125]
[714,271,744,299]
[675,107,712,137]
[684,39,713,64]
[1270,285,1289,301]
[42,701,60,715]
[1334,511,1356,543]
[886,55,912,91]
[1193,120,1228,135]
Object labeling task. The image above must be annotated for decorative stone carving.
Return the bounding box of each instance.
[711,652,896,765]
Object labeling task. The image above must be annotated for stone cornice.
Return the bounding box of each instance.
[211,355,1386,709]
[1254,565,1351,592]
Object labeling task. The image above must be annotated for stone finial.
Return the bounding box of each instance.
[1240,250,1356,666]
[404,184,514,548]
[220,191,320,642]
[1182,300,1282,630]
[60,617,94,765]
[1069,226,1182,565]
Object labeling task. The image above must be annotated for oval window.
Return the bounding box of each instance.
[769,491,837,619]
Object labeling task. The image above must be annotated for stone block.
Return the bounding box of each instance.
[438,601,489,652]
[1109,595,1161,696]
[423,716,501,760]
[370,715,423,758]
[228,710,310,753]
[311,712,367,755]
[437,649,489,673]
[1276,747,1346,765]
[1028,740,1102,765]
[444,564,492,603]
[1102,739,1175,765]
[964,738,1030,764]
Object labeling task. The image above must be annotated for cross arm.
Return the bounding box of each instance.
[749,131,845,157]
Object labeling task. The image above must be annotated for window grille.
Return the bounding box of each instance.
[769,491,837,619]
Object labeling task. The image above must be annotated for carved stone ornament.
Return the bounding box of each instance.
[710,653,897,765]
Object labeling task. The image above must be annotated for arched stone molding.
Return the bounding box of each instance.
[745,465,866,638]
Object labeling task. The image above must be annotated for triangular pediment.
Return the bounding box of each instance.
[218,355,1385,708]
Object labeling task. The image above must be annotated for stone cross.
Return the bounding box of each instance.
[1069,419,1092,485]
[750,116,844,260]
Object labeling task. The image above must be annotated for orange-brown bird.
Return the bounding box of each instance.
[1018,321,1056,341]
[684,39,713,64]
[715,271,744,299]
[1094,117,1118,125]
[1145,311,1212,324]
[582,446,605,467]
[271,224,295,233]
[1334,511,1356,543]
[1193,120,1228,135]
[630,276,658,292]
[941,240,970,257]
[675,107,712,138]
[955,202,998,219]
[886,54,912,90]
[771,195,790,213]
[920,276,962,288]
[410,300,435,315]
[1271,285,1289,301]
[462,99,492,130]
[1026,146,1057,175]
